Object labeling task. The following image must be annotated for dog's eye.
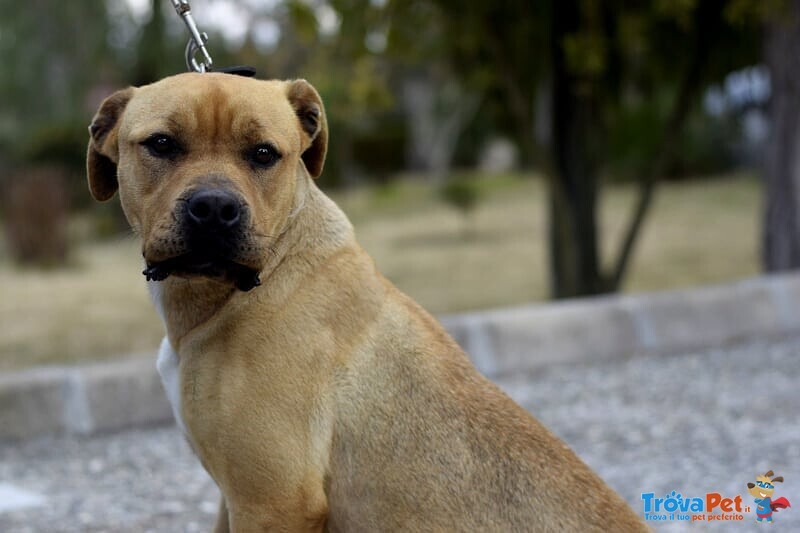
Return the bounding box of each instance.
[141,134,182,158]
[246,144,281,168]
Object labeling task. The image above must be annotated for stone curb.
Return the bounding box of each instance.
[2,273,799,442]
[441,272,800,377]
[0,356,172,442]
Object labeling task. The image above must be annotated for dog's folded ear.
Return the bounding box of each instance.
[287,80,328,178]
[86,88,134,201]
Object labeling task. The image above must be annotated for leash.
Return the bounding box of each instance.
[169,0,256,77]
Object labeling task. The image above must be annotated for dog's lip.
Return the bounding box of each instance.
[143,252,262,291]
[146,251,228,269]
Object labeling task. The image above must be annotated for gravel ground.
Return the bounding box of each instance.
[1,336,799,532]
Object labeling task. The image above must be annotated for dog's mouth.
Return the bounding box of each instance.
[143,252,261,291]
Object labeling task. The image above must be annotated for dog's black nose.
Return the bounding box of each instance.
[186,189,241,230]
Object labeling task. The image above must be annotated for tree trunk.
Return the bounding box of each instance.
[548,0,605,298]
[763,1,800,270]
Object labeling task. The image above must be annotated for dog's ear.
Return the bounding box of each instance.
[287,80,328,178]
[86,88,134,201]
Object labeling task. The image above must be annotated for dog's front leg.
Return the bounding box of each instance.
[213,496,230,533]
[221,482,328,533]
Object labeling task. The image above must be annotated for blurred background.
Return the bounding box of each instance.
[0,0,797,372]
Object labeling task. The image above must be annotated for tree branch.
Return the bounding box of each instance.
[608,0,726,290]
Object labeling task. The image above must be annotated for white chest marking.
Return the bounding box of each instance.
[149,279,187,435]
[156,336,187,435]
[147,280,166,322]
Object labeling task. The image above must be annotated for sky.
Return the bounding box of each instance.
[121,0,340,52]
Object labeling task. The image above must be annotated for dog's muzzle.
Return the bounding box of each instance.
[143,188,262,291]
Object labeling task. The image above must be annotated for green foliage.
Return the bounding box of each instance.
[286,1,319,44]
[439,177,481,215]
[562,3,607,78]
[350,117,407,183]
[606,97,738,182]
[22,123,87,173]
[20,122,93,209]
[0,0,114,155]
[605,101,665,181]
[725,0,789,25]
[606,86,708,181]
[131,0,185,85]
[671,112,738,177]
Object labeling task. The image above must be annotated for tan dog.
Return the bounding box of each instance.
[86,73,646,532]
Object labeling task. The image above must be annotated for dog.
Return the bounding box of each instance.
[86,72,647,532]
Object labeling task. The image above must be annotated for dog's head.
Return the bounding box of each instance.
[87,73,327,291]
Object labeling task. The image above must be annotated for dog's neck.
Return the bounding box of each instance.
[148,276,235,345]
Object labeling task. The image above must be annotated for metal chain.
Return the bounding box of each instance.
[169,0,213,72]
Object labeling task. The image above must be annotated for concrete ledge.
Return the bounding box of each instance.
[3,273,800,441]
[0,367,66,441]
[443,273,800,377]
[79,357,173,434]
[0,354,172,442]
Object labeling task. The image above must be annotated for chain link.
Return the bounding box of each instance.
[169,0,213,72]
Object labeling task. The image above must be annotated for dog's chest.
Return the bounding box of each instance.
[154,332,241,445]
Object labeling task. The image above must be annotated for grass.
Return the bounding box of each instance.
[0,172,761,370]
